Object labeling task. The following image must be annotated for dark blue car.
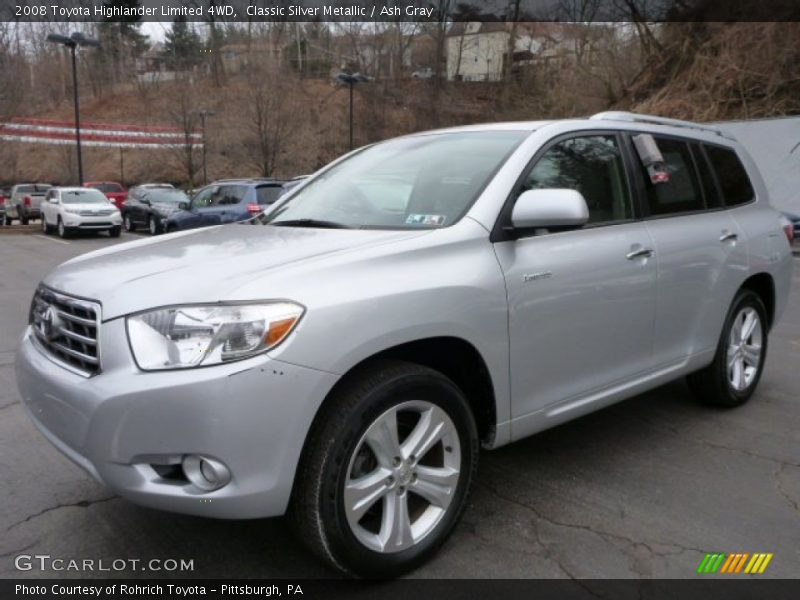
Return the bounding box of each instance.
[164,178,290,233]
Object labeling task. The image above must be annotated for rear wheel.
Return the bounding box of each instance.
[687,289,768,407]
[109,226,121,238]
[20,212,29,225]
[291,360,478,578]
[148,216,158,235]
[4,215,11,226]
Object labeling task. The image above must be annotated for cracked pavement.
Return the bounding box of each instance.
[0,234,797,579]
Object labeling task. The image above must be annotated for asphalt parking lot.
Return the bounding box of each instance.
[0,231,798,579]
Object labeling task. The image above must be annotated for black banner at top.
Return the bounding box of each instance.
[2,0,800,23]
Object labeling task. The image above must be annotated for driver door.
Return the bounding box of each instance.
[492,133,658,436]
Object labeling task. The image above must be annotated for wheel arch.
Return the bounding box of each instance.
[740,272,775,329]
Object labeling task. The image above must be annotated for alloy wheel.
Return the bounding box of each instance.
[727,306,763,391]
[149,217,156,235]
[343,400,461,554]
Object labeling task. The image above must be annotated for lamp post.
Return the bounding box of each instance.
[335,72,370,150]
[46,32,100,185]
[194,109,215,186]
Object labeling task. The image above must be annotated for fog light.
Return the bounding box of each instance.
[182,455,231,491]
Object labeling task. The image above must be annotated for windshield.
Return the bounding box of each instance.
[89,182,123,193]
[145,189,190,205]
[264,131,527,229]
[62,190,110,204]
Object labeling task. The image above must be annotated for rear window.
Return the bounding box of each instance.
[256,185,284,205]
[704,145,755,207]
[639,137,704,216]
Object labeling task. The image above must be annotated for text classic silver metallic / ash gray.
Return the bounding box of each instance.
[16,112,793,577]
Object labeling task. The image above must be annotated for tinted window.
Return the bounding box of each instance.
[144,189,190,205]
[216,185,249,206]
[705,145,754,207]
[640,137,704,216]
[256,185,284,205]
[520,135,633,223]
[692,144,723,209]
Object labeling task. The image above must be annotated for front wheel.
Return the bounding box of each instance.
[148,216,158,235]
[41,217,52,234]
[687,289,768,407]
[57,218,69,239]
[123,214,135,232]
[109,226,121,238]
[291,360,478,578]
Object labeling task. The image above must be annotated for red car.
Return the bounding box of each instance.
[83,181,127,210]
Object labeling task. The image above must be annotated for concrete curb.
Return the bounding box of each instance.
[0,225,40,235]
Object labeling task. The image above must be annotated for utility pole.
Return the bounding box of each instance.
[194,109,216,185]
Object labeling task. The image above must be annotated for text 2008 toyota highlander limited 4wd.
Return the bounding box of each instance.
[16,113,793,577]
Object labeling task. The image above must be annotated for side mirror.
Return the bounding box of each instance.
[49,197,59,204]
[511,189,589,230]
[140,198,150,205]
[178,202,189,211]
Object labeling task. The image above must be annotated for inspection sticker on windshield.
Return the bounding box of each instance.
[406,214,446,226]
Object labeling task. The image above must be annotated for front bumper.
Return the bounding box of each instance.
[15,320,338,519]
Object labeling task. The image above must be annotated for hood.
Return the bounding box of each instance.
[44,224,429,319]
[150,202,181,216]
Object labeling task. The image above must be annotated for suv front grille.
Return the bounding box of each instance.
[29,286,101,377]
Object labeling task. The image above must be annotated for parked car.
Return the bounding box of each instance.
[16,113,793,577]
[163,178,290,232]
[0,188,8,225]
[781,211,799,245]
[40,186,122,238]
[121,188,191,235]
[84,181,128,210]
[5,183,52,225]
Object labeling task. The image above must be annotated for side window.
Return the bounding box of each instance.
[520,135,633,224]
[256,185,284,205]
[639,137,704,216]
[704,145,755,207]
[217,185,249,205]
[691,144,724,209]
[192,187,216,208]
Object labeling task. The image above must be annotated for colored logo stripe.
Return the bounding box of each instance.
[698,552,772,574]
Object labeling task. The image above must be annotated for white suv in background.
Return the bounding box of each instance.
[41,187,122,238]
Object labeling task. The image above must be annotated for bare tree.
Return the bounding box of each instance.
[243,65,292,177]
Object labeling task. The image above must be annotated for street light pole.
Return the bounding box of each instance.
[194,109,215,186]
[69,43,83,184]
[335,72,369,151]
[46,32,100,185]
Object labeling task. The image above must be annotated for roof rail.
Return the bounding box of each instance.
[589,111,734,139]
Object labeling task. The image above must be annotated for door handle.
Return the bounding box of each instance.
[719,231,738,243]
[626,248,655,260]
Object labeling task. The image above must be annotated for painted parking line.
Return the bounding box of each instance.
[32,234,70,245]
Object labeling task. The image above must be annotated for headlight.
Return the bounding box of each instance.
[126,302,304,370]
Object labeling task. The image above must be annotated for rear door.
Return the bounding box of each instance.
[630,134,748,367]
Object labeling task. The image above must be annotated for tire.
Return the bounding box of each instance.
[148,216,158,235]
[291,360,478,578]
[109,226,121,238]
[123,214,135,232]
[57,218,69,239]
[4,215,11,226]
[687,289,768,407]
[41,217,53,234]
[21,212,29,225]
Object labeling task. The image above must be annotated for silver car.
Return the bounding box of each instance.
[15,112,793,577]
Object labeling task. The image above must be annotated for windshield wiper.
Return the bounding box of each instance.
[269,219,353,229]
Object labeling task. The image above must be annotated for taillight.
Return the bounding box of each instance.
[247,203,261,214]
[780,215,794,245]
[23,196,31,206]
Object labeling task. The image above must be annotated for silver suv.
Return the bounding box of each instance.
[15,113,793,577]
